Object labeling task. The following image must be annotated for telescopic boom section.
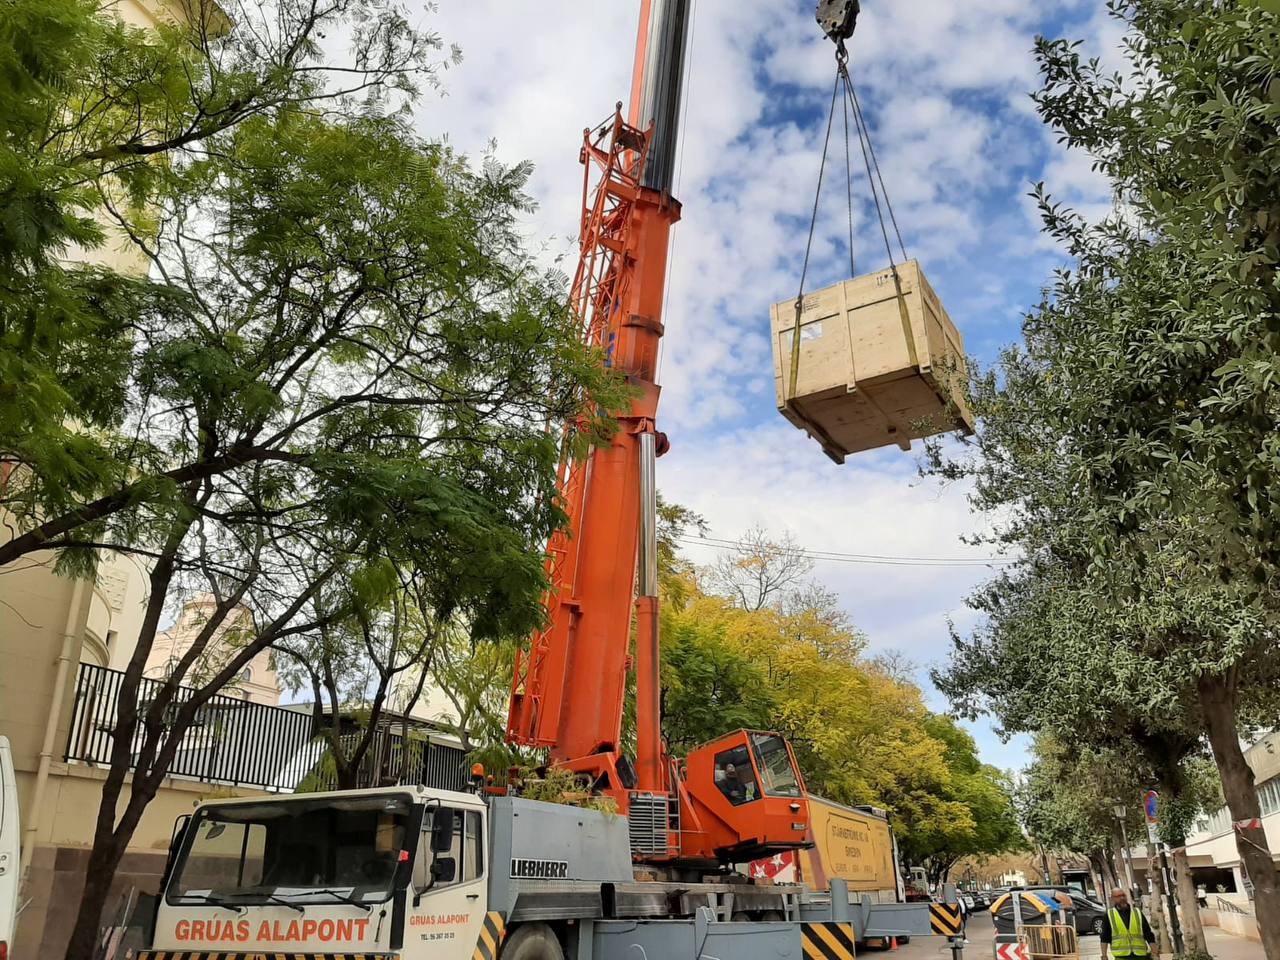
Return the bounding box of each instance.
[507,1,811,868]
[506,0,688,799]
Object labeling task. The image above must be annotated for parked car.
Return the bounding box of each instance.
[996,886,1106,935]
[1065,893,1108,936]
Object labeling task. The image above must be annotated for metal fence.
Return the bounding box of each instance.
[66,662,315,790]
[304,725,470,793]
[65,662,470,793]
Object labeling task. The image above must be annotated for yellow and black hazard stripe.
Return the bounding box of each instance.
[135,953,396,959]
[470,911,507,960]
[930,902,964,936]
[801,921,856,960]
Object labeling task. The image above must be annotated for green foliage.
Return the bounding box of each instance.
[896,716,1026,885]
[3,3,632,950]
[928,0,1280,827]
[1019,736,1141,858]
[660,589,780,752]
[0,0,440,545]
[517,766,618,815]
[927,1,1280,935]
[655,525,1021,877]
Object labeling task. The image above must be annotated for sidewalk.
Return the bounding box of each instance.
[1074,923,1261,960]
[1201,925,1265,960]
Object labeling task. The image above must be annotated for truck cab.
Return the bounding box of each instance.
[149,786,489,958]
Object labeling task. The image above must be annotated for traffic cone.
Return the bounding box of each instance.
[890,937,898,951]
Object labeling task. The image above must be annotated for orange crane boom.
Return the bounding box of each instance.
[507,0,811,869]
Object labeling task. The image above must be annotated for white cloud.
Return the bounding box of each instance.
[659,423,1002,657]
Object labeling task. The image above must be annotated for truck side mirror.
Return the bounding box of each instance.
[432,857,457,884]
[431,814,454,854]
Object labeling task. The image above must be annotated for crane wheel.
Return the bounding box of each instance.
[500,923,565,960]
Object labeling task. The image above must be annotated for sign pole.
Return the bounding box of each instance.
[1116,813,1137,899]
[1144,790,1184,953]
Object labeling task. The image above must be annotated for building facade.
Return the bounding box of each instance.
[144,595,281,705]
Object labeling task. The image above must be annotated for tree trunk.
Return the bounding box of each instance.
[1146,837,1174,955]
[1172,845,1207,952]
[1102,847,1120,892]
[62,784,161,959]
[1115,827,1136,897]
[1199,673,1280,960]
[1092,849,1118,896]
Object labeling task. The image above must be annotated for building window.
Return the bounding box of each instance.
[1259,777,1280,818]
[239,667,252,683]
[106,629,118,651]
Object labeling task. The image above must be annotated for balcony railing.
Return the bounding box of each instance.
[65,662,469,793]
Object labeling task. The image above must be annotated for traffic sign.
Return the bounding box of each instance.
[1144,789,1159,823]
[996,943,1029,960]
[930,902,963,936]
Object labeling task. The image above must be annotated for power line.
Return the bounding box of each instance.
[674,534,1014,568]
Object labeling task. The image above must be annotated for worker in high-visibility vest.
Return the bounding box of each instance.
[1101,888,1156,959]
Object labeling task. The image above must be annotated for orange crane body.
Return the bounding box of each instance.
[507,0,810,868]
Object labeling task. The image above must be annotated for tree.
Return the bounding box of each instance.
[1020,738,1126,891]
[660,590,779,753]
[659,522,1021,873]
[925,1,1280,950]
[0,0,439,541]
[274,568,447,791]
[431,626,521,765]
[703,524,813,611]
[3,6,625,955]
[935,561,1226,947]
[896,716,1025,888]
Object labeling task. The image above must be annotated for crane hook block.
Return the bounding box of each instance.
[815,0,859,43]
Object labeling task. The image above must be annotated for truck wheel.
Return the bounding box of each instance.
[1091,917,1105,936]
[501,924,565,960]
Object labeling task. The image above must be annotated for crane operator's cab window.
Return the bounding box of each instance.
[713,744,760,805]
[750,733,803,798]
[414,807,484,891]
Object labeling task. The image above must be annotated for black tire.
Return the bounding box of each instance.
[501,924,565,960]
[1091,916,1105,936]
[761,911,785,921]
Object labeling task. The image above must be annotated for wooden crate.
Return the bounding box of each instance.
[770,260,974,463]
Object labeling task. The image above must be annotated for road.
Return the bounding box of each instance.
[890,912,1104,960]
[890,911,1265,960]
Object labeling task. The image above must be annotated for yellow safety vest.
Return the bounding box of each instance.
[1108,907,1150,957]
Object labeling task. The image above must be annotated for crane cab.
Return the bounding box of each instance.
[679,730,810,865]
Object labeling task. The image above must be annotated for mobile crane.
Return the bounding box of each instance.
[501,0,814,870]
[138,3,943,958]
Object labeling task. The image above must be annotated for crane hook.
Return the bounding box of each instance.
[815,0,859,44]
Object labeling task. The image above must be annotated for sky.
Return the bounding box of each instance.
[410,0,1127,773]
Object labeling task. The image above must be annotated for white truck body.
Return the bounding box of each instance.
[142,785,937,960]
[0,737,19,960]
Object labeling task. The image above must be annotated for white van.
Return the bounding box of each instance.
[0,736,18,960]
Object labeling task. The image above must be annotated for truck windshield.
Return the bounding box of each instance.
[167,794,413,906]
[750,733,803,798]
